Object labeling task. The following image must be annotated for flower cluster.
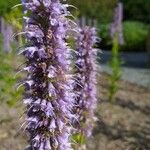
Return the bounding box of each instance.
[20,0,75,149]
[73,26,98,137]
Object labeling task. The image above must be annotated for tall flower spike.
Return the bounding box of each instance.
[73,26,98,141]
[110,2,124,45]
[20,0,76,149]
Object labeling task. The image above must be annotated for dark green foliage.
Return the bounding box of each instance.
[122,0,150,23]
[98,23,112,49]
[99,21,149,51]
[68,0,150,23]
[68,0,117,23]
[0,0,20,16]
[122,21,149,51]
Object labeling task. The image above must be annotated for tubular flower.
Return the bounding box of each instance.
[20,0,75,149]
[73,26,98,138]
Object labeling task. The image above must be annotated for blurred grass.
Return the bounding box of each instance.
[0,49,23,107]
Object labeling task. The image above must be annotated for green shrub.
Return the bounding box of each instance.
[122,21,149,51]
[99,21,149,51]
[0,50,23,106]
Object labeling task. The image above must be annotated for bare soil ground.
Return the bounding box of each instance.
[0,72,150,150]
[89,73,150,150]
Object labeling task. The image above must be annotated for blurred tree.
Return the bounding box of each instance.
[68,0,118,23]
[122,0,150,23]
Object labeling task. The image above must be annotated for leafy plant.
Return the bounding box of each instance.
[0,49,23,107]
[108,38,122,101]
[123,21,149,51]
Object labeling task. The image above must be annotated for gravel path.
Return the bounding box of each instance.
[99,51,150,89]
[100,65,150,89]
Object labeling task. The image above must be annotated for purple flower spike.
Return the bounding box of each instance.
[110,2,124,45]
[73,26,98,138]
[20,0,76,149]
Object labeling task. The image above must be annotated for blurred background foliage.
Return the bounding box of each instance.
[68,0,150,24]
[122,0,150,23]
[0,48,23,106]
[0,0,22,30]
[99,21,149,51]
[67,0,150,51]
[122,21,149,51]
[0,0,23,106]
[0,0,20,17]
[68,0,118,23]
[4,7,22,31]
